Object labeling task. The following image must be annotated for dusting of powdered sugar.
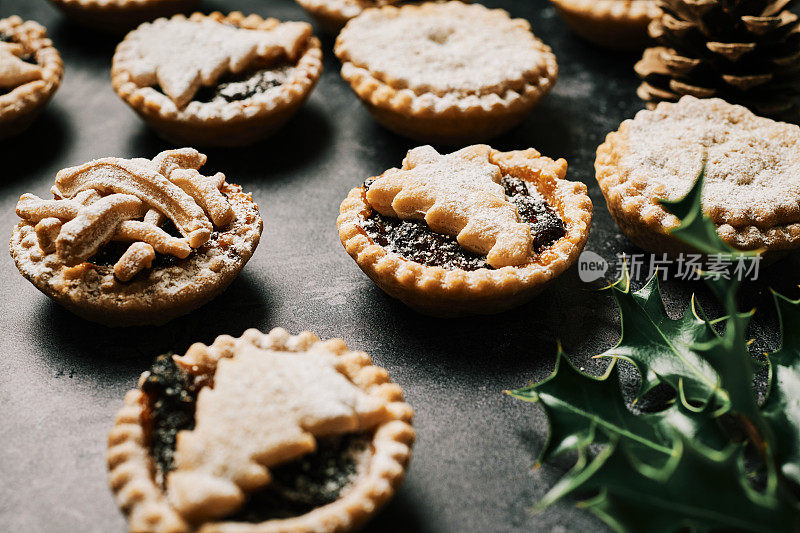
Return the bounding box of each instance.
[336,2,552,97]
[366,145,532,267]
[620,96,800,226]
[123,18,311,107]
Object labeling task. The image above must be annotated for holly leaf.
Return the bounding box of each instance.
[507,348,727,468]
[547,439,800,533]
[762,292,800,487]
[597,269,728,410]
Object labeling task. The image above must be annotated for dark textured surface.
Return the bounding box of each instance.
[1,1,798,532]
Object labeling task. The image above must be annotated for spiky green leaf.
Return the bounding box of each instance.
[763,293,800,486]
[508,349,727,467]
[598,272,728,410]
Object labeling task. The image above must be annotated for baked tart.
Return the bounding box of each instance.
[108,328,415,532]
[9,148,262,326]
[337,144,593,316]
[46,0,198,33]
[0,16,63,140]
[294,0,470,34]
[596,95,800,255]
[111,12,322,147]
[294,0,397,34]
[550,0,660,49]
[333,1,558,145]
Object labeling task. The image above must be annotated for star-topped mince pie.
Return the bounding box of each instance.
[338,145,593,316]
[0,16,63,139]
[107,328,415,532]
[10,148,262,326]
[596,96,800,256]
[46,0,199,33]
[111,12,322,147]
[334,1,558,144]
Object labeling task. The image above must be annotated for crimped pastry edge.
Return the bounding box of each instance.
[294,0,363,33]
[333,2,558,142]
[107,328,415,533]
[110,12,323,139]
[336,148,593,316]
[549,0,659,49]
[47,0,200,32]
[594,98,800,253]
[9,183,263,327]
[0,16,63,133]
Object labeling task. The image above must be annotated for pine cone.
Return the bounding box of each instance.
[635,0,800,117]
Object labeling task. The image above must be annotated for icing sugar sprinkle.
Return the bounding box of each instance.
[621,96,800,227]
[337,2,552,97]
[124,18,310,107]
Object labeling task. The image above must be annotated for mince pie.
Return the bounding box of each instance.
[337,144,593,316]
[10,148,262,326]
[294,0,469,34]
[107,328,415,532]
[549,0,660,49]
[333,1,558,144]
[596,96,800,255]
[46,0,198,33]
[0,16,63,140]
[111,12,322,147]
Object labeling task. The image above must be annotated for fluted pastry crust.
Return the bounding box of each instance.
[47,0,200,33]
[337,146,593,316]
[107,328,415,533]
[10,150,263,326]
[334,2,558,144]
[595,96,800,254]
[550,0,660,49]
[111,12,323,147]
[0,16,63,139]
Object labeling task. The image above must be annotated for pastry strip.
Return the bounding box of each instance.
[113,242,156,282]
[170,169,235,228]
[34,217,62,254]
[113,221,192,258]
[55,193,148,265]
[52,158,212,247]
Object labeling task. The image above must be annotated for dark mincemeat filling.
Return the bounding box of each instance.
[85,208,241,280]
[359,175,566,271]
[193,64,295,104]
[141,355,370,521]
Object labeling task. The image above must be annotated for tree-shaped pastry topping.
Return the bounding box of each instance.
[165,334,393,522]
[365,145,533,268]
[123,17,312,107]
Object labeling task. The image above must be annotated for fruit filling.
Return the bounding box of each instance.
[360,175,566,270]
[141,355,371,520]
[194,64,295,103]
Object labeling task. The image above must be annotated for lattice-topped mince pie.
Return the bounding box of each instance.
[334,1,558,144]
[0,16,63,139]
[111,12,322,147]
[596,96,800,255]
[549,0,660,49]
[108,328,415,532]
[9,148,262,326]
[47,0,199,33]
[338,144,593,316]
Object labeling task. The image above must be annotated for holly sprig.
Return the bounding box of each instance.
[508,167,800,532]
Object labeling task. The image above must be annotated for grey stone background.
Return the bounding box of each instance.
[1,0,797,531]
